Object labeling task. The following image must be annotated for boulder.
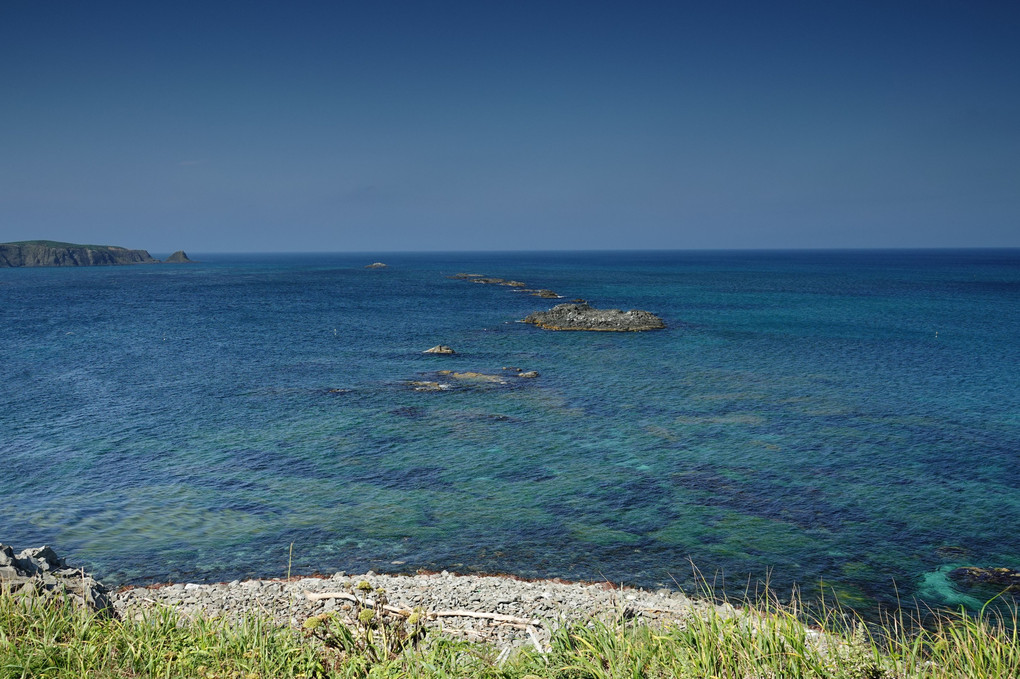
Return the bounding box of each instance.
[518,371,540,378]
[523,303,665,332]
[423,345,455,355]
[0,543,113,616]
[365,262,388,268]
[533,289,560,298]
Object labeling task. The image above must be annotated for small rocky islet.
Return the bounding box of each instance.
[163,249,195,263]
[524,302,666,332]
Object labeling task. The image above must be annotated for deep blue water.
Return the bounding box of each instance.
[2,250,1018,617]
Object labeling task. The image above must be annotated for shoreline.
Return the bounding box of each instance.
[112,568,721,649]
[3,542,731,649]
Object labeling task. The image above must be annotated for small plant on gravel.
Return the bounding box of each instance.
[303,582,428,674]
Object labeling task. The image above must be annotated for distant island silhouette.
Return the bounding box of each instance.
[0,241,190,267]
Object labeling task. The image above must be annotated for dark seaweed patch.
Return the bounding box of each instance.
[359,465,451,491]
[669,465,865,531]
[390,406,427,419]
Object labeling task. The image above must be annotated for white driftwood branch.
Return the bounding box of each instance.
[304,590,409,616]
[304,591,542,627]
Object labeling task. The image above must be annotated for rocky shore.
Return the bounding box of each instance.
[2,544,717,651]
[114,570,712,650]
[0,544,113,615]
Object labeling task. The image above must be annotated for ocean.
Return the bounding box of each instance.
[2,249,1018,618]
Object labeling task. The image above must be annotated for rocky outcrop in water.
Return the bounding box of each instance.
[949,567,1020,591]
[365,262,388,268]
[0,241,158,267]
[163,250,194,263]
[405,368,540,392]
[423,345,456,354]
[448,273,557,296]
[523,303,665,332]
[0,544,112,615]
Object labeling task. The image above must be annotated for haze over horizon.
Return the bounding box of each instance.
[3,2,1019,253]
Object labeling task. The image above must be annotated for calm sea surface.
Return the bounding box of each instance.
[2,250,1018,617]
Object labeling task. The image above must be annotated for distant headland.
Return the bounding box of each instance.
[0,241,192,267]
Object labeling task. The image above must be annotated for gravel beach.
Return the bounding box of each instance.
[112,569,721,649]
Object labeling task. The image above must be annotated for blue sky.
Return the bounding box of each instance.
[2,1,1018,252]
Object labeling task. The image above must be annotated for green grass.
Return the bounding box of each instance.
[1,584,1016,679]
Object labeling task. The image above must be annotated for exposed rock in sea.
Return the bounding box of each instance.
[407,380,451,392]
[533,289,560,298]
[365,262,388,268]
[0,544,112,615]
[163,250,194,263]
[0,240,158,267]
[406,367,543,392]
[436,370,506,384]
[949,566,1020,591]
[523,303,666,332]
[423,345,456,355]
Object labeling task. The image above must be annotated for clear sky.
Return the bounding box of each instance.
[2,1,1019,252]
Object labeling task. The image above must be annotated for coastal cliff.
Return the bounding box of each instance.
[0,240,159,267]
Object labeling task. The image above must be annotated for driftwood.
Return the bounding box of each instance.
[304,590,542,627]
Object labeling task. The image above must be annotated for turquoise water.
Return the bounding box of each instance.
[2,250,1018,617]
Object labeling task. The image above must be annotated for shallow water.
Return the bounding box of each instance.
[2,250,1018,618]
